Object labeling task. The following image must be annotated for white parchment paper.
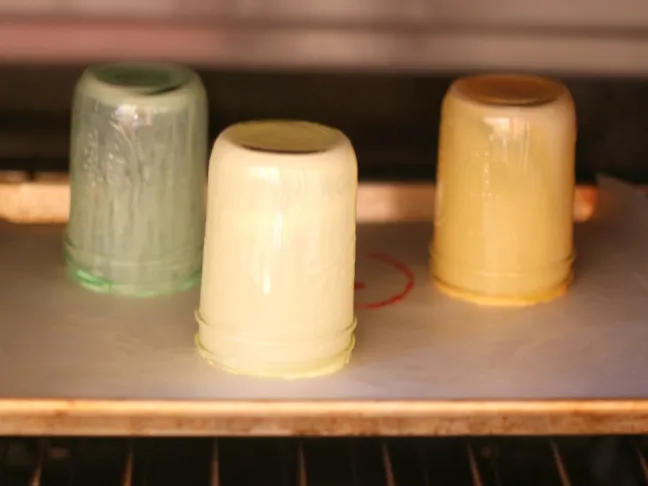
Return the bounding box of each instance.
[0,175,645,401]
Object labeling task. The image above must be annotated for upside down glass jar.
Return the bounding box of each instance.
[65,63,208,297]
[195,120,358,379]
[431,74,577,306]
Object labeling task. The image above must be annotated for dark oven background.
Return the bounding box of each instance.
[1,66,646,184]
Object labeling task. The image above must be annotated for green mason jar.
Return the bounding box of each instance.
[65,63,208,297]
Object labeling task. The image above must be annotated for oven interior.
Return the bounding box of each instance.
[2,67,648,184]
[2,4,648,486]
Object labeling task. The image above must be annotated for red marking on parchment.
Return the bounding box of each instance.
[355,252,415,309]
[354,281,366,290]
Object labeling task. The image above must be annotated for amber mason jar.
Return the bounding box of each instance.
[196,120,358,379]
[431,74,577,306]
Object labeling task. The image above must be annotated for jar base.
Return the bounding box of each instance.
[66,258,200,298]
[433,272,572,307]
[194,328,355,380]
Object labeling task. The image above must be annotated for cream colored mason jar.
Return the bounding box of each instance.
[196,120,358,379]
[431,74,577,306]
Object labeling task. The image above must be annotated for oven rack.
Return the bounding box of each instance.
[3,436,648,486]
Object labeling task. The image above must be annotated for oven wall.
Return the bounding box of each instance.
[0,3,647,182]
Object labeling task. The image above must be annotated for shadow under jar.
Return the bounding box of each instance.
[431,74,577,306]
[65,63,208,297]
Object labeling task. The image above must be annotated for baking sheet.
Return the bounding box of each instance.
[0,175,646,401]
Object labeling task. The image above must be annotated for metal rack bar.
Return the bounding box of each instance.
[2,437,648,485]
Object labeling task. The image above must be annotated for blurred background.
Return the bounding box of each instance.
[1,0,648,182]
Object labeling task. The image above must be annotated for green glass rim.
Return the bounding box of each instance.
[90,63,190,95]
